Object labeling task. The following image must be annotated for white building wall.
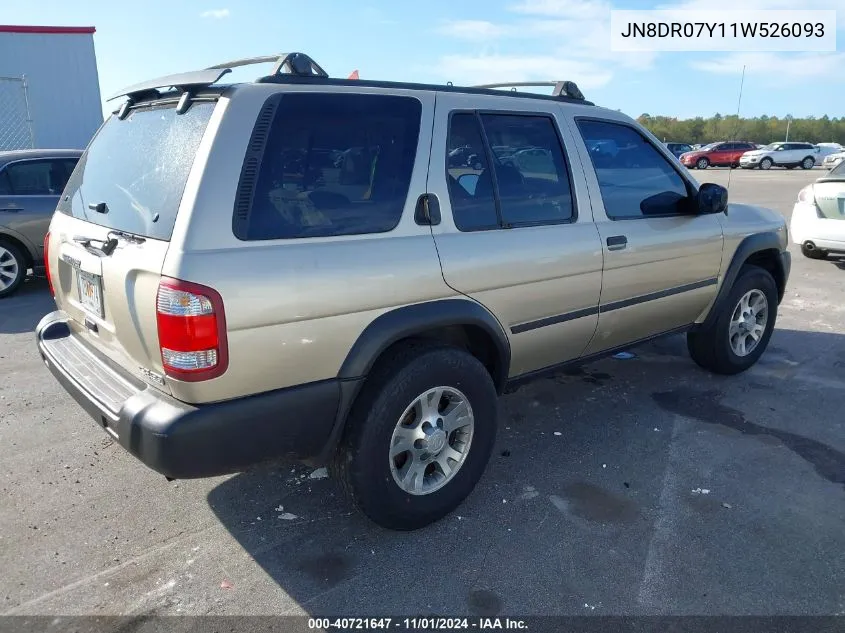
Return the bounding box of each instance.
[0,28,103,149]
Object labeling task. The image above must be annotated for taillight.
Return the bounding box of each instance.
[44,232,55,297]
[156,277,228,382]
[797,185,814,204]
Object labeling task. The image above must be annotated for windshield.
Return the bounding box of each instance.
[58,101,215,241]
[699,143,719,151]
[763,143,784,151]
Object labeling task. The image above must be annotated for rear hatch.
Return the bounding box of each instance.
[48,98,218,394]
[814,169,845,221]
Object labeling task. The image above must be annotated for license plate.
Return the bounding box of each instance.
[77,270,104,317]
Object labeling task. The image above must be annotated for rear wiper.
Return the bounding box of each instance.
[107,229,146,245]
[72,234,117,257]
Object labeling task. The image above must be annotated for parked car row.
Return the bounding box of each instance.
[0,149,82,298]
[666,141,843,170]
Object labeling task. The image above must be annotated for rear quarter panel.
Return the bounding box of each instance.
[164,85,455,404]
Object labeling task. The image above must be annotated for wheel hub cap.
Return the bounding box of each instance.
[426,428,447,454]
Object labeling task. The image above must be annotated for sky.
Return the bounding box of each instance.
[3,0,844,119]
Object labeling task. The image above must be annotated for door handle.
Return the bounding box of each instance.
[606,235,627,251]
[1,206,22,213]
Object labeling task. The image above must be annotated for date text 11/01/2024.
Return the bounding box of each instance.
[619,21,825,38]
[308,618,529,630]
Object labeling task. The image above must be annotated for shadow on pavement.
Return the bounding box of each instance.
[207,328,845,617]
[0,277,54,335]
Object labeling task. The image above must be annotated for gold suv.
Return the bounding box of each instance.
[36,54,790,530]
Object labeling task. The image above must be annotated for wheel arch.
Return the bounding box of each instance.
[309,299,511,466]
[0,229,35,269]
[338,298,511,391]
[699,232,788,330]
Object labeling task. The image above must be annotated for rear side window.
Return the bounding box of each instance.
[1,160,70,195]
[577,119,692,220]
[446,112,575,231]
[236,93,421,240]
[58,102,215,241]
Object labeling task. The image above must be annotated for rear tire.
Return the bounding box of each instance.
[760,157,773,170]
[0,240,27,299]
[801,243,829,260]
[801,157,815,170]
[687,266,778,375]
[330,342,498,530]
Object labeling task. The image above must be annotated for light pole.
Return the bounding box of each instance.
[785,115,792,142]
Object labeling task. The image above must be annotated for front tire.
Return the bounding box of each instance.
[760,157,773,170]
[696,157,710,170]
[0,240,27,299]
[687,266,778,375]
[331,342,498,530]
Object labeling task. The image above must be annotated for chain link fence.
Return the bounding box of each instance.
[0,75,34,150]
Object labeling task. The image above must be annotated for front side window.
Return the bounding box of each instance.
[577,119,692,220]
[446,111,575,231]
[240,93,421,240]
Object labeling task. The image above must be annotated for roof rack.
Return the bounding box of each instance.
[473,81,586,101]
[108,52,327,101]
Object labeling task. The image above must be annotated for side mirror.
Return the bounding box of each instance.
[697,183,728,214]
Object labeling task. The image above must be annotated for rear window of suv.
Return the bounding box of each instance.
[235,93,422,240]
[58,101,215,241]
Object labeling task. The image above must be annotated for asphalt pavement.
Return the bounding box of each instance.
[1,168,843,617]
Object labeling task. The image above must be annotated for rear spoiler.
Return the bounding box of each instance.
[106,68,231,101]
[107,52,327,102]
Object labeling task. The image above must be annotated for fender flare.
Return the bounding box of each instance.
[338,298,511,389]
[309,299,511,466]
[700,231,787,330]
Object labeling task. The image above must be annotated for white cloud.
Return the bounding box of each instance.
[691,52,845,78]
[435,1,655,89]
[436,20,509,41]
[509,0,612,20]
[440,54,614,89]
[200,8,230,19]
[657,0,845,26]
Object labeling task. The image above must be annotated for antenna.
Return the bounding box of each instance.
[727,65,746,193]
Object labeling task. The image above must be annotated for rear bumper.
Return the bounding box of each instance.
[36,311,350,479]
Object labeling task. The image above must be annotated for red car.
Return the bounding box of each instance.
[679,141,757,169]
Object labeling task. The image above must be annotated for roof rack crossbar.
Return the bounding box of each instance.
[473,80,585,101]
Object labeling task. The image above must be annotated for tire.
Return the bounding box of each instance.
[687,265,778,375]
[0,240,27,299]
[759,157,773,170]
[801,243,828,260]
[696,157,710,170]
[801,157,815,170]
[330,342,498,530]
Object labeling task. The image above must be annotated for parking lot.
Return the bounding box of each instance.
[1,168,843,617]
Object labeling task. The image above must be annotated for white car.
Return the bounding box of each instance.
[739,142,819,170]
[822,151,845,170]
[815,144,844,164]
[790,160,845,259]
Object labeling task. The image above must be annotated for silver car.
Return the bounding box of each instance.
[0,149,82,297]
